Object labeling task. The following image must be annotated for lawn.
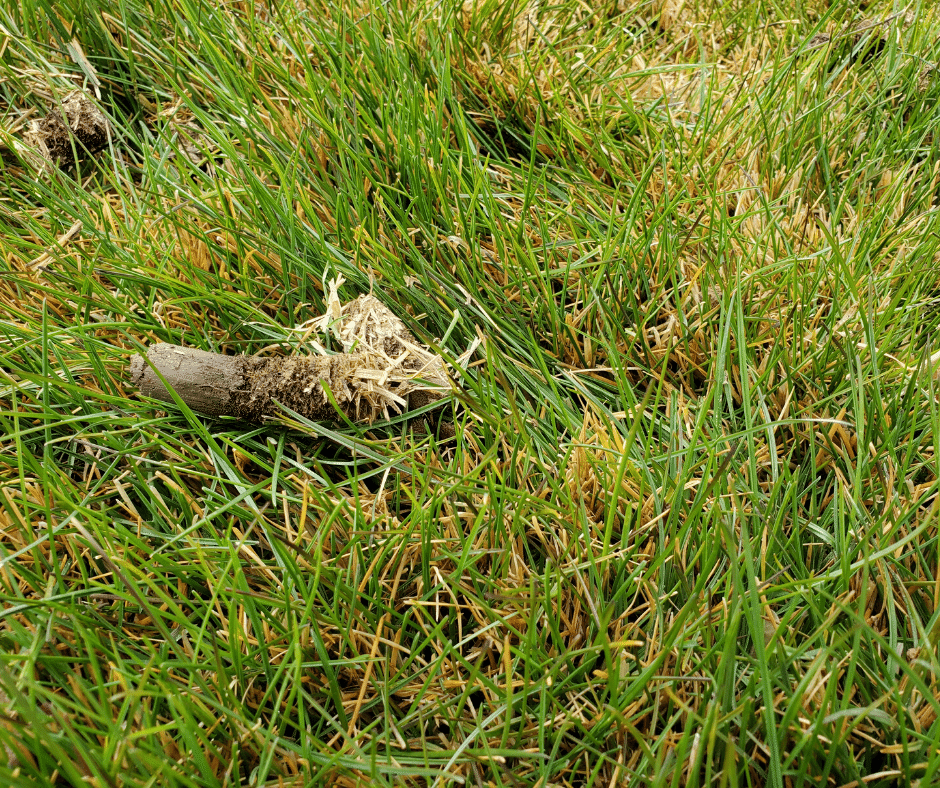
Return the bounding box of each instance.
[1,0,939,785]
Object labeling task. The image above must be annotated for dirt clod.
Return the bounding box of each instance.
[130,289,454,426]
[918,64,938,95]
[23,90,112,167]
[791,14,912,64]
[232,353,370,423]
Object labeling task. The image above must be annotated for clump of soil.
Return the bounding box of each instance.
[918,64,938,94]
[23,90,112,167]
[130,283,452,425]
[792,13,912,64]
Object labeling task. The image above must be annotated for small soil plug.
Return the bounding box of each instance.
[130,285,451,424]
[24,90,112,167]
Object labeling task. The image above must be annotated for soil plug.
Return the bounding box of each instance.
[130,286,451,425]
[23,90,112,168]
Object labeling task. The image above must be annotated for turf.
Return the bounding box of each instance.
[1,0,939,785]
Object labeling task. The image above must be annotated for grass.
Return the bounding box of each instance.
[0,0,939,785]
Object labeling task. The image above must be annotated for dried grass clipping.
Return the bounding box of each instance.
[311,277,451,421]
